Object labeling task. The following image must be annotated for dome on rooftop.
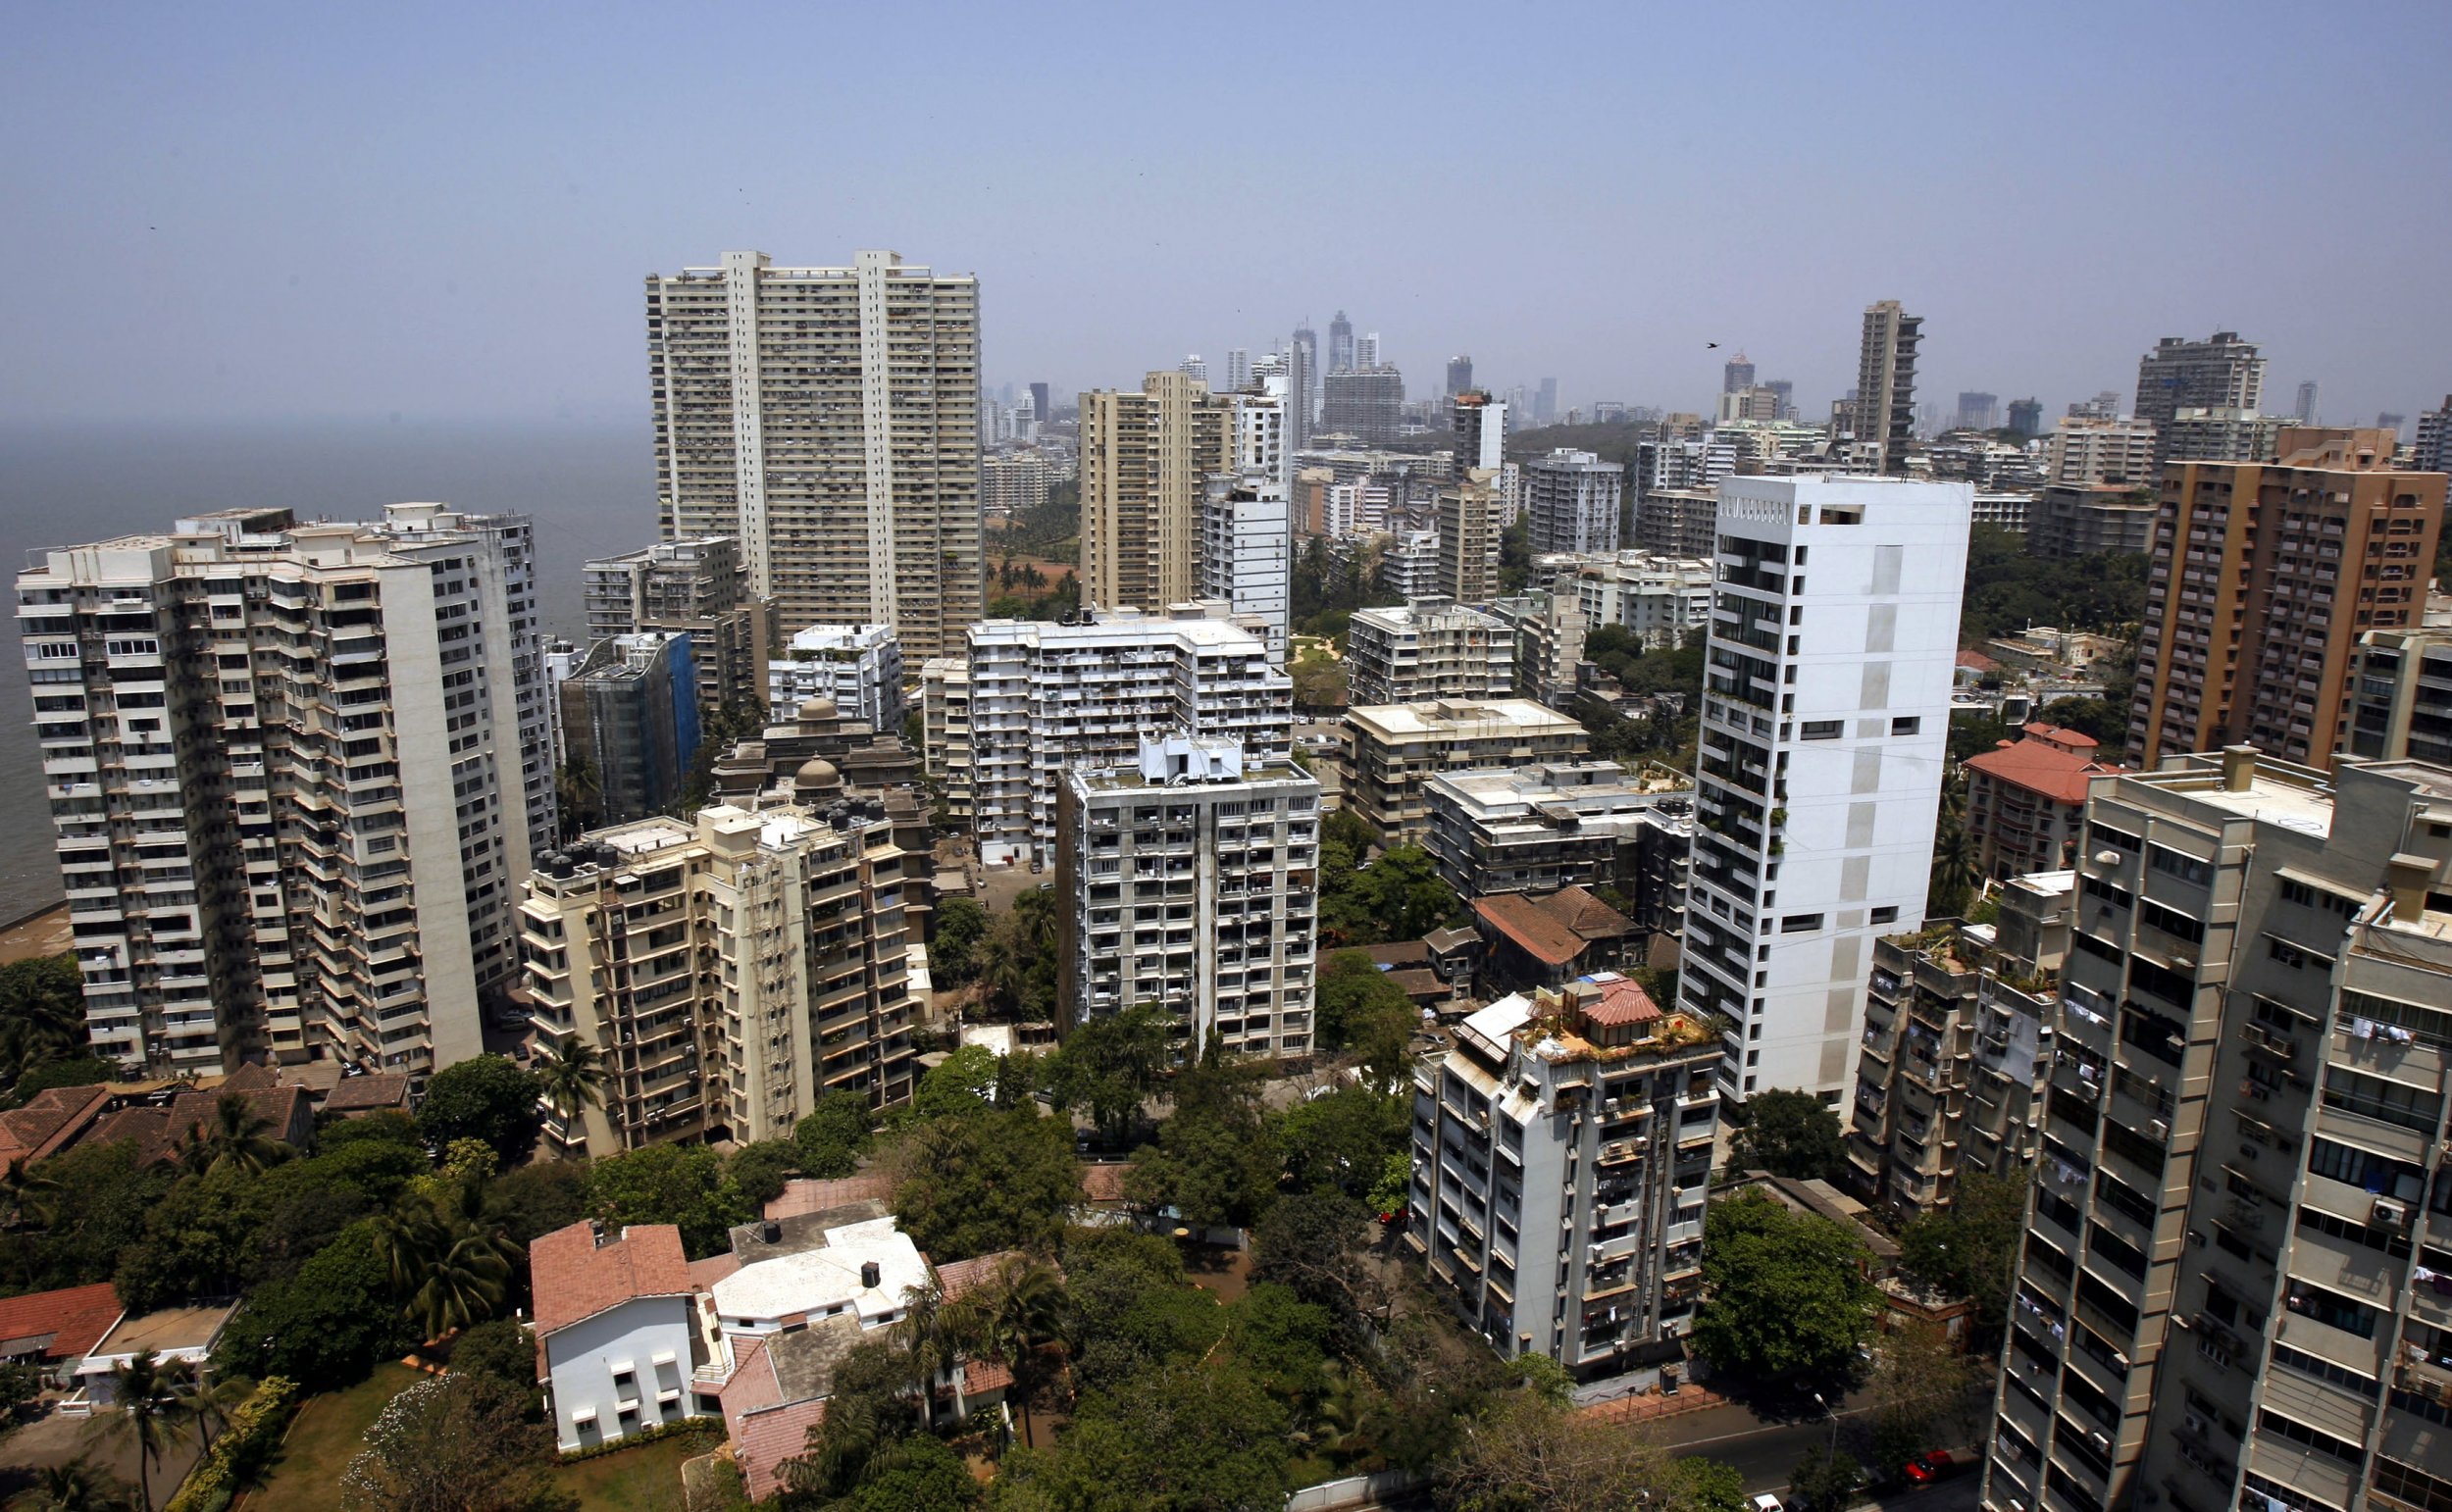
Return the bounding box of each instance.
[797,697,840,721]
[794,757,842,790]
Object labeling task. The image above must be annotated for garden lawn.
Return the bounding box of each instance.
[241,1363,421,1512]
[551,1431,702,1510]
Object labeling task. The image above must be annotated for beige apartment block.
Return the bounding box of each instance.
[646,250,983,655]
[520,800,917,1156]
[1342,698,1589,844]
[1078,372,1233,616]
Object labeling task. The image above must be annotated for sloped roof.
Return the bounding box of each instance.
[1966,731,2121,807]
[765,1173,895,1221]
[0,1085,111,1168]
[0,1282,123,1361]
[529,1222,692,1337]
[1079,1163,1132,1204]
[1474,893,1587,967]
[1545,885,1630,941]
[1583,976,1662,1029]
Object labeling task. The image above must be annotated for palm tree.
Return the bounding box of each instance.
[181,1365,252,1455]
[23,1458,137,1512]
[372,1185,518,1343]
[891,1280,961,1420]
[91,1348,187,1511]
[0,1154,61,1230]
[951,1256,1065,1447]
[534,1033,606,1132]
[198,1090,285,1177]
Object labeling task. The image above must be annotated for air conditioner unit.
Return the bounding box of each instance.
[2182,1411,2209,1437]
[2149,1119,2170,1140]
[2373,1198,2410,1228]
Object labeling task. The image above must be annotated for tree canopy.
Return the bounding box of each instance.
[413,1055,542,1165]
[1690,1191,1878,1388]
[1725,1088,1846,1183]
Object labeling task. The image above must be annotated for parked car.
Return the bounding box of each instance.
[1905,1449,1963,1484]
[1748,1495,1785,1512]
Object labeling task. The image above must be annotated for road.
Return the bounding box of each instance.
[1645,1385,1992,1509]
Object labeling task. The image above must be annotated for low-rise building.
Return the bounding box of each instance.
[1487,590,1589,710]
[532,1221,704,1450]
[1963,724,2123,882]
[768,624,904,731]
[1472,887,1635,990]
[520,799,917,1153]
[1054,735,1320,1059]
[1344,599,1514,708]
[1407,979,1719,1377]
[1341,699,1589,844]
[1569,553,1715,649]
[1422,761,1692,907]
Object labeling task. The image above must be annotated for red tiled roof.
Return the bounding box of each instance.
[1545,885,1630,941]
[0,1283,123,1362]
[529,1221,692,1337]
[1965,731,2122,807]
[322,1075,411,1112]
[933,1252,1017,1303]
[1583,977,1662,1029]
[720,1337,827,1505]
[962,1357,1015,1395]
[687,1253,741,1292]
[765,1174,894,1221]
[0,1085,110,1168]
[1474,894,1587,968]
[1956,649,2001,672]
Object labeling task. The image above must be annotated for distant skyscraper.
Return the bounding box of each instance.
[1721,353,1756,394]
[645,249,982,655]
[1357,331,1381,370]
[1320,368,1405,443]
[2066,388,2122,421]
[1292,322,1318,397]
[1764,379,1796,421]
[1328,311,1355,374]
[1954,391,1998,430]
[1287,332,1314,450]
[1225,348,1251,392]
[2005,397,2042,436]
[1854,300,1923,474]
[2132,330,2264,468]
[2376,410,2406,436]
[2417,395,2452,473]
[1535,378,1558,426]
[1446,355,1473,396]
[2293,378,2320,424]
[1029,381,1051,422]
[1179,354,1207,384]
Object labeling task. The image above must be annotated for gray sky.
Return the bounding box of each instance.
[6,1,2448,429]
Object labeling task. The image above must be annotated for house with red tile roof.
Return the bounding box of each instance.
[1964,725,2123,882]
[1473,885,1632,990]
[530,1221,703,1450]
[0,1085,111,1169]
[0,1283,124,1386]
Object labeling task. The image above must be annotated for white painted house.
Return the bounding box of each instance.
[530,1222,706,1451]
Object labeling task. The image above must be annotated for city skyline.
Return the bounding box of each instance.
[7,3,2450,431]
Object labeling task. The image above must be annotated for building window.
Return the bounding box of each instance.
[1779,913,1823,932]
[1889,716,1920,735]
[2373,1456,2452,1512]
[1799,721,1843,740]
[2257,1410,2366,1469]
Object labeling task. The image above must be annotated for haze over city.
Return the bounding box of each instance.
[7,0,2451,428]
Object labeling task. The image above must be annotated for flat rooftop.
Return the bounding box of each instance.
[1347,699,1582,738]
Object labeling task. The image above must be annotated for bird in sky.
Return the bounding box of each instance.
[1707,342,1719,349]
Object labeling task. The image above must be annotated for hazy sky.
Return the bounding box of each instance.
[7,1,2449,430]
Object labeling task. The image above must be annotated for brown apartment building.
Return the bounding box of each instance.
[2126,428,2444,771]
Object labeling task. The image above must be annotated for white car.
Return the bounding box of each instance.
[1749,1496,1785,1512]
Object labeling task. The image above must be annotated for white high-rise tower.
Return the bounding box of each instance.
[1677,476,1971,1102]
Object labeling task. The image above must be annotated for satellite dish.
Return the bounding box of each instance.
[2094,850,2120,865]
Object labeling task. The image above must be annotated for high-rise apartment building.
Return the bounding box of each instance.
[1979,748,2452,1512]
[1722,353,1756,394]
[2132,330,2265,469]
[562,632,702,827]
[584,536,772,720]
[1570,552,1715,649]
[1437,471,1505,605]
[1054,734,1320,1058]
[2045,416,2160,487]
[21,506,545,1079]
[1525,449,1624,557]
[1407,978,1719,1376]
[1489,589,1590,711]
[644,250,982,654]
[2346,620,2452,766]
[1845,872,2066,1221]
[981,451,1058,520]
[1446,355,1474,397]
[1325,312,1354,375]
[1536,378,1558,426]
[2027,484,2159,560]
[1454,391,1506,475]
[2294,379,2321,425]
[2417,395,2452,474]
[1424,760,1694,910]
[2163,406,2285,467]
[520,798,917,1153]
[1178,353,1207,385]
[2007,398,2043,437]
[1078,372,1231,615]
[1199,471,1291,664]
[1321,369,1405,443]
[964,610,1292,865]
[1677,476,1971,1102]
[2128,428,2445,771]
[1358,332,1381,370]
[1853,302,1923,476]
[1028,381,1051,423]
[917,656,972,824]
[1290,325,1318,447]
[1957,392,2000,431]
[769,624,904,730]
[1345,600,1515,708]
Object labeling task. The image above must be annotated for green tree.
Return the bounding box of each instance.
[1312,954,1417,1087]
[1289,648,1348,714]
[950,1253,1066,1447]
[1434,1386,1686,1512]
[1897,1167,2028,1338]
[1017,1361,1292,1512]
[485,1158,590,1247]
[532,1033,605,1134]
[783,1338,922,1500]
[95,1348,188,1512]
[1317,845,1461,948]
[727,1139,797,1208]
[20,1141,168,1292]
[1278,1085,1408,1203]
[0,954,87,1090]
[902,1044,1001,1124]
[0,1154,62,1232]
[1689,1191,1877,1387]
[19,1459,138,1512]
[838,1435,981,1511]
[1865,1321,1978,1486]
[1674,1457,1750,1512]
[198,1089,288,1177]
[10,1057,118,1101]
[1725,1088,1845,1182]
[1044,1001,1171,1142]
[413,1055,542,1166]
[793,1089,878,1180]
[585,1143,752,1259]
[1126,1047,1280,1231]
[1787,1446,1865,1512]
[891,1107,1080,1262]
[1249,1191,1381,1335]
[372,1182,519,1341]
[932,895,992,987]
[448,1317,538,1398]
[337,1371,559,1512]
[218,1219,407,1387]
